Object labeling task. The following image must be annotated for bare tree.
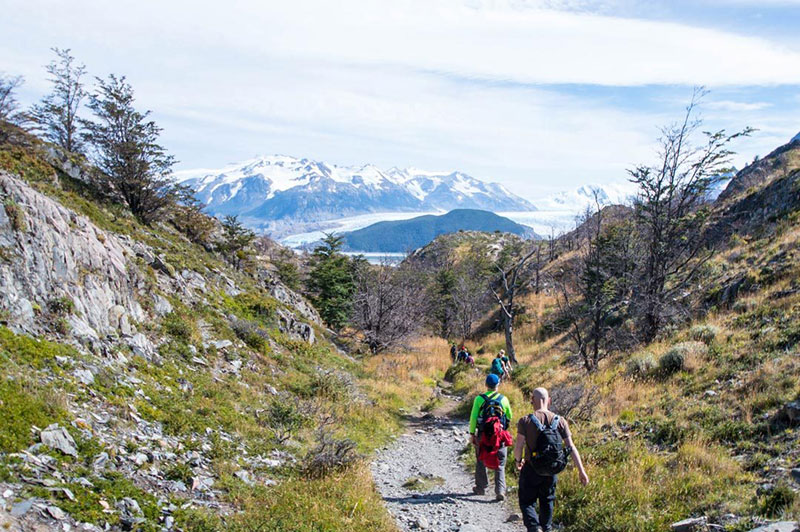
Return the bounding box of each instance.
[30,48,87,153]
[351,261,428,354]
[0,74,25,123]
[630,88,752,341]
[491,246,538,364]
[450,260,491,340]
[556,192,638,371]
[547,225,557,261]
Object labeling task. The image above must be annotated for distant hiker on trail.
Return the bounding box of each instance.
[501,350,512,376]
[490,350,512,381]
[469,373,513,501]
[457,345,474,367]
[464,351,475,367]
[514,387,589,532]
[450,342,458,363]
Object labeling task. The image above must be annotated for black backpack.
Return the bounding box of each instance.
[477,393,509,431]
[527,414,569,476]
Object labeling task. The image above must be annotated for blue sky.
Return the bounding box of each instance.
[1,0,799,199]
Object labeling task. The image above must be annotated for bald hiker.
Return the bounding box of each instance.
[514,387,589,532]
[469,373,513,500]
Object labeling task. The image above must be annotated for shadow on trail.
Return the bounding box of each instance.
[383,492,500,506]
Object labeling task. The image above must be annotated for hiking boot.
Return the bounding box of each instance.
[472,486,485,495]
[495,492,505,501]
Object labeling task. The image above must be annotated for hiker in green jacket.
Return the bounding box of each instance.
[490,350,512,381]
[469,373,513,500]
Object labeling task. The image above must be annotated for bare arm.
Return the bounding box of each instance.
[513,433,526,470]
[564,433,589,485]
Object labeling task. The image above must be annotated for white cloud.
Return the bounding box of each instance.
[3,0,800,87]
[0,0,797,199]
[706,100,773,111]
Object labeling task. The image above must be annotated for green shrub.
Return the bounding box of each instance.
[47,296,76,316]
[3,200,27,232]
[302,431,360,480]
[161,312,195,343]
[0,325,80,369]
[626,352,656,378]
[164,462,193,484]
[54,317,71,335]
[231,318,269,351]
[444,362,469,383]
[307,371,348,401]
[659,342,708,376]
[659,348,686,375]
[689,324,719,345]
[0,378,66,453]
[265,398,305,443]
[224,292,278,327]
[759,482,797,517]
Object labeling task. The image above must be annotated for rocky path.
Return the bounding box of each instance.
[371,398,524,532]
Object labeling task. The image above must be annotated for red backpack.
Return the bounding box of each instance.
[478,417,513,470]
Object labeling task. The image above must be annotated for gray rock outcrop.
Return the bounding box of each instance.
[0,172,146,339]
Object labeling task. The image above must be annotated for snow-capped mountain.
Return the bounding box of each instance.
[532,182,638,212]
[173,156,535,233]
[530,173,732,215]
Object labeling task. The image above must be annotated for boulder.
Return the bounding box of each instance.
[268,281,322,325]
[781,401,800,424]
[73,369,95,385]
[208,339,233,350]
[0,173,146,337]
[747,523,799,532]
[40,424,78,457]
[128,333,154,359]
[671,517,707,532]
[153,294,173,316]
[277,308,315,345]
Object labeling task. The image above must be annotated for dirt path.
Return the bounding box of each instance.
[371,394,524,532]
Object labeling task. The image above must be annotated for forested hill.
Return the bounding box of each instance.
[341,208,535,252]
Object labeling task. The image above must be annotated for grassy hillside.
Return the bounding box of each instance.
[432,146,800,531]
[0,130,445,531]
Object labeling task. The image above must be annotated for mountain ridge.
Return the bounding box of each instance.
[174,155,536,233]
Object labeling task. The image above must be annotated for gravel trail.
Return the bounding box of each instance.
[371,398,524,532]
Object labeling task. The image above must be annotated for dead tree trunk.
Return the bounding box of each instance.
[491,247,537,365]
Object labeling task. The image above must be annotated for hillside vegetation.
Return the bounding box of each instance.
[0,125,443,531]
[2,56,799,532]
[417,133,800,531]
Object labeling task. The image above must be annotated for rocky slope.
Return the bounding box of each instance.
[0,137,399,531]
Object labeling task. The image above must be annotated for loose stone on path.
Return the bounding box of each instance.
[371,400,523,532]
